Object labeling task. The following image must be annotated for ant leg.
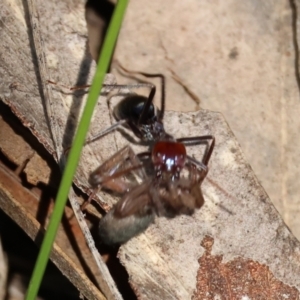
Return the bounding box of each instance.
[47,77,155,96]
[132,73,165,123]
[84,119,128,146]
[137,73,165,122]
[177,135,215,166]
[62,119,128,156]
[47,80,154,95]
[46,80,90,95]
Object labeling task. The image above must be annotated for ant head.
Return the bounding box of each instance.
[152,140,187,177]
[113,95,157,125]
[114,94,166,142]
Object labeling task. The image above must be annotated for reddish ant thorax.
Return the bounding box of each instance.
[151,140,187,178]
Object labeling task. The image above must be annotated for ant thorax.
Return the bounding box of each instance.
[113,94,166,142]
[151,140,187,179]
[139,119,166,142]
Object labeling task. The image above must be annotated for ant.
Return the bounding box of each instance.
[85,65,215,245]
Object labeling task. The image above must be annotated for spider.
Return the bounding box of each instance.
[86,66,215,245]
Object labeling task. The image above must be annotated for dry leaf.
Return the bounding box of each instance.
[193,236,299,299]
[1,0,300,299]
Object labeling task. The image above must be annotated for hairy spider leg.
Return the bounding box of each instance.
[87,145,147,206]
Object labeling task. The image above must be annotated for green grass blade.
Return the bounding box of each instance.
[25,1,129,299]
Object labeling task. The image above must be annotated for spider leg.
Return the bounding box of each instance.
[114,179,153,218]
[84,146,148,212]
[81,186,101,212]
[89,145,147,193]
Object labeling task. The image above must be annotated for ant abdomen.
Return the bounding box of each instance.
[113,95,156,125]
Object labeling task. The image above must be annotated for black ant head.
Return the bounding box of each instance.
[113,95,156,125]
[113,94,166,141]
